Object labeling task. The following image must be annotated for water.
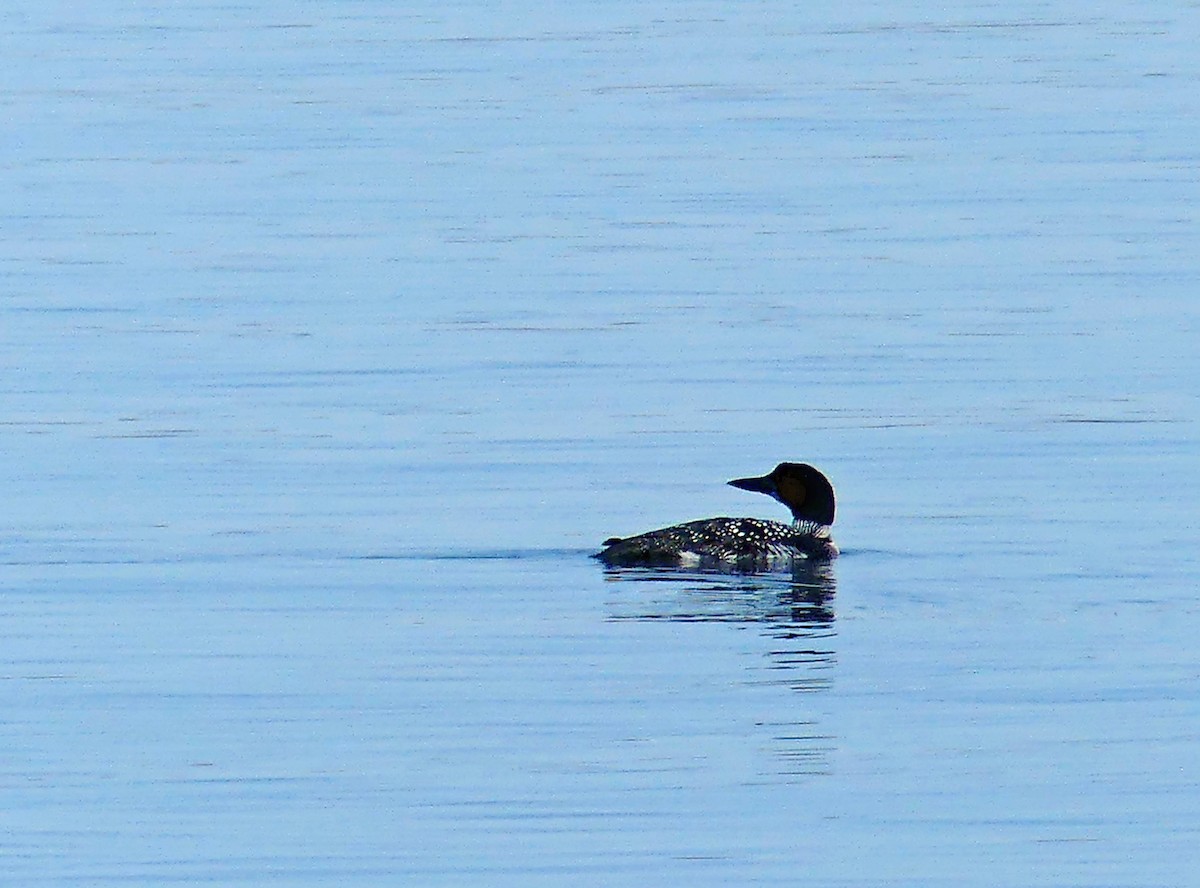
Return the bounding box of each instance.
[3,2,1200,885]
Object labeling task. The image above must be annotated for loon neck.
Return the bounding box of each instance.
[791,517,829,531]
[790,519,838,560]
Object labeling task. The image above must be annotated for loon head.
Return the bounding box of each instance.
[728,462,836,526]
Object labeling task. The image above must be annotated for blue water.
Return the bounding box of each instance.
[4,2,1200,885]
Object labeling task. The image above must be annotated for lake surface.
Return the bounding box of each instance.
[3,2,1199,885]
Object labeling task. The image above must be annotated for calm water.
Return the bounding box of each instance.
[4,2,1200,885]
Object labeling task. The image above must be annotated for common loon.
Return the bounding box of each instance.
[594,462,838,568]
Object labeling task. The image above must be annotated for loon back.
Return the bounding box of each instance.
[594,462,838,568]
[595,516,837,568]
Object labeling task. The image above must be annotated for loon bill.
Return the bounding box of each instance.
[594,462,838,567]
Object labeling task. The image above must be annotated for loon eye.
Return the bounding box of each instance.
[776,476,807,507]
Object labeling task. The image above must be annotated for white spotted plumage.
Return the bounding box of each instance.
[596,516,836,567]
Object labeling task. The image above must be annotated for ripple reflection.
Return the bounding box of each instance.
[603,562,837,776]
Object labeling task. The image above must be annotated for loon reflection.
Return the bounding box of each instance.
[605,561,836,631]
[603,560,837,776]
